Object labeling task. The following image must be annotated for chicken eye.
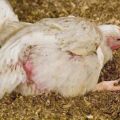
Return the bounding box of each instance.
[117,38,120,41]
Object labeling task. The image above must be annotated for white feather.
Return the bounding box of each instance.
[0,0,18,27]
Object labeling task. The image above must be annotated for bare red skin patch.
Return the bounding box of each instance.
[22,60,46,91]
[23,60,33,83]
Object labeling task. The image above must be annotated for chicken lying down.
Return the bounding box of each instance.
[0,16,120,99]
[0,0,120,98]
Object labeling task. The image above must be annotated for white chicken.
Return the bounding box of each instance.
[0,0,120,99]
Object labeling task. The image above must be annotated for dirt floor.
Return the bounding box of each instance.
[0,0,120,119]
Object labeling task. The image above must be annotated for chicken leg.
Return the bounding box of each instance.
[94,79,120,91]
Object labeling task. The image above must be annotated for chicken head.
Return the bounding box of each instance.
[95,24,120,92]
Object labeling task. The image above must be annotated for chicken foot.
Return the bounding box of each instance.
[94,79,120,91]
